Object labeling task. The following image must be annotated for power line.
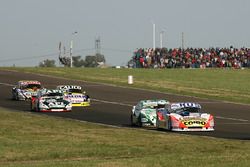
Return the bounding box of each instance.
[101,48,133,53]
[0,52,59,63]
[0,47,132,63]
[0,48,95,63]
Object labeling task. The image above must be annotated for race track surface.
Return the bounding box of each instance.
[1,69,250,140]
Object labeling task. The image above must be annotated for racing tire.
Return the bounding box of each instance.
[138,115,142,127]
[34,103,40,112]
[15,93,19,101]
[156,117,160,129]
[130,114,135,126]
[168,118,172,131]
[30,101,33,111]
[11,93,16,100]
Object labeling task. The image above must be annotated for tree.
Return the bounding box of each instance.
[84,53,105,67]
[84,55,98,67]
[39,59,56,67]
[59,56,70,67]
[95,53,106,64]
[72,55,85,67]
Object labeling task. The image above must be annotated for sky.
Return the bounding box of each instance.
[0,0,250,67]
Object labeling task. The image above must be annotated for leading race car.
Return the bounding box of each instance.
[12,80,42,100]
[56,85,90,107]
[31,89,72,112]
[131,99,169,127]
[156,102,214,131]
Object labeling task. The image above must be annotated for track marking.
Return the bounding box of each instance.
[0,82,15,87]
[92,98,133,107]
[215,116,248,122]
[217,122,250,125]
[92,98,249,123]
[2,69,250,107]
[1,81,249,123]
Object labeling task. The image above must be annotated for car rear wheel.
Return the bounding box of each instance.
[168,117,172,131]
[30,102,33,111]
[130,114,135,126]
[156,116,160,129]
[138,115,142,127]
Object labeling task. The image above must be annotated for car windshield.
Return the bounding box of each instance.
[43,97,64,102]
[21,84,41,90]
[173,107,200,114]
[143,103,166,109]
[68,89,82,93]
[45,92,63,97]
[157,104,166,108]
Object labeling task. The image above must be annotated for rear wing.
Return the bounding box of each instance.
[57,85,82,90]
[170,102,201,110]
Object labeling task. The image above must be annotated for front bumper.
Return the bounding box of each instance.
[172,127,215,131]
[39,108,71,112]
[72,102,90,107]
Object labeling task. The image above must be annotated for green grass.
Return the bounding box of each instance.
[3,67,250,104]
[1,67,250,166]
[0,107,250,167]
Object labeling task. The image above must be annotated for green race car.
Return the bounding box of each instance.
[131,99,169,127]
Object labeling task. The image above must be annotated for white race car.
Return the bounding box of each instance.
[31,89,72,112]
[156,102,214,131]
[12,80,42,100]
[131,99,169,127]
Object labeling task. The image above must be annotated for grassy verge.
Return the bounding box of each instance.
[2,67,250,104]
[0,107,250,167]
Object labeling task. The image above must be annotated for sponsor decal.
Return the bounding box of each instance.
[182,120,206,126]
[65,94,85,98]
[58,85,82,90]
[171,102,201,109]
[20,81,41,85]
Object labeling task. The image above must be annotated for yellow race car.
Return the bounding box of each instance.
[57,85,90,107]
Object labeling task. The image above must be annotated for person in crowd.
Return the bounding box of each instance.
[129,46,250,69]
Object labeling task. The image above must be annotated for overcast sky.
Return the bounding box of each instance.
[0,0,250,66]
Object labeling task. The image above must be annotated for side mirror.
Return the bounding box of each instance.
[132,106,136,113]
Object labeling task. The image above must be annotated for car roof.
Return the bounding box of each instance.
[39,89,63,96]
[140,99,169,106]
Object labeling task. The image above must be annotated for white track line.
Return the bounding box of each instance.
[215,116,248,122]
[0,82,15,86]
[92,98,133,107]
[217,122,250,125]
[1,81,249,123]
[92,99,249,122]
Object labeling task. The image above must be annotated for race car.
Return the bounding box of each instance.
[56,85,90,107]
[31,89,72,112]
[156,102,214,131]
[131,99,169,127]
[12,80,42,100]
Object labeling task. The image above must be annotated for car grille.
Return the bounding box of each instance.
[188,127,202,129]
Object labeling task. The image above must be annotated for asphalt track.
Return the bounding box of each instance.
[0,69,250,140]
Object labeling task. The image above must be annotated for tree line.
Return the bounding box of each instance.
[39,53,105,67]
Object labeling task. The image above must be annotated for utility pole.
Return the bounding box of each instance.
[160,30,165,49]
[70,31,78,68]
[95,36,101,55]
[182,32,184,49]
[70,40,73,68]
[153,23,156,50]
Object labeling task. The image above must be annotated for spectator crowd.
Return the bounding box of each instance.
[129,47,250,69]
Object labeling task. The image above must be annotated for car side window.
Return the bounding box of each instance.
[135,103,140,111]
